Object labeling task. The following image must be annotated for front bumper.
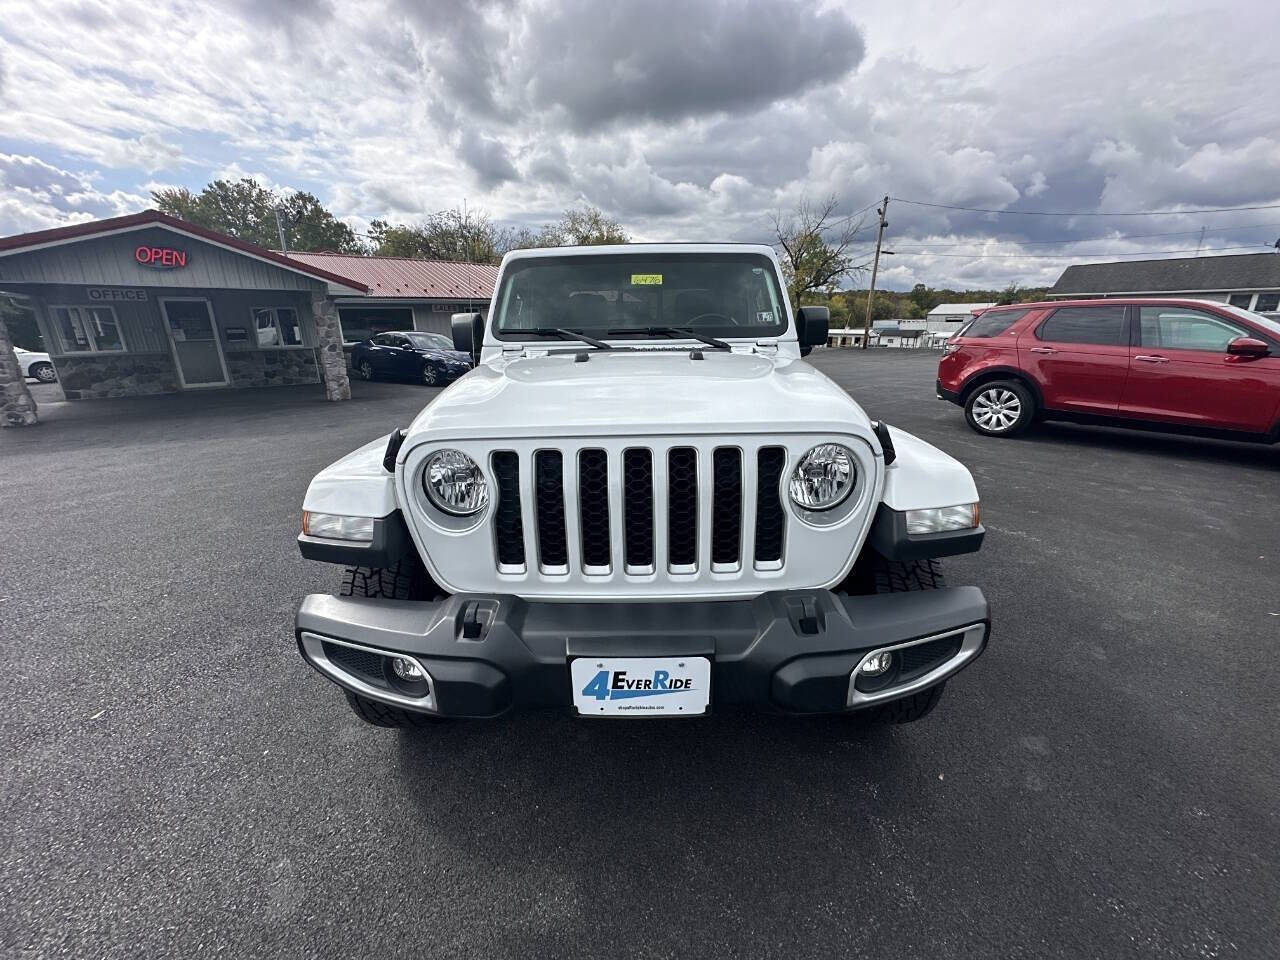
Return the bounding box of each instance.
[936,379,962,404]
[296,587,990,718]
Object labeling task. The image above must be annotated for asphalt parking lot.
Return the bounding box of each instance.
[2,351,1277,959]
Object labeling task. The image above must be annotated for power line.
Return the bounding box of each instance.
[891,197,1280,217]
[889,243,1270,259]
[889,221,1280,249]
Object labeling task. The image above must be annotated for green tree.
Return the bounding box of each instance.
[372,204,631,262]
[369,206,510,263]
[770,195,869,305]
[541,206,629,246]
[996,281,1023,305]
[909,283,938,315]
[151,178,360,253]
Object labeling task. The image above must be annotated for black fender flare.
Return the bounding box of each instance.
[959,366,1045,410]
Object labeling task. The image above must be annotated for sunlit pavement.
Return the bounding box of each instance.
[3,351,1277,958]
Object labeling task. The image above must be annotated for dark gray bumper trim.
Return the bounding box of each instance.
[295,586,991,717]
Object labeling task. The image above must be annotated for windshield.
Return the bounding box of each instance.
[492,252,788,340]
[406,332,454,351]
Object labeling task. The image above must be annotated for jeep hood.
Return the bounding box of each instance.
[403,350,873,442]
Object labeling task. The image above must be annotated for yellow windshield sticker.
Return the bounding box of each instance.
[630,273,663,285]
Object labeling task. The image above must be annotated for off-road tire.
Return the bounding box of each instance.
[856,556,949,724]
[30,362,57,383]
[858,682,947,724]
[344,691,446,728]
[964,378,1035,437]
[339,555,437,601]
[873,556,945,592]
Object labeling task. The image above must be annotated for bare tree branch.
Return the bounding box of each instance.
[771,194,870,304]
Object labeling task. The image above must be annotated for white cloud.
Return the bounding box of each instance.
[0,0,1277,288]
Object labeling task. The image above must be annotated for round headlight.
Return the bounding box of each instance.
[789,443,856,511]
[422,449,489,515]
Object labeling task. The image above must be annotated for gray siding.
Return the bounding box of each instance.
[412,302,489,336]
[28,286,318,358]
[0,227,331,293]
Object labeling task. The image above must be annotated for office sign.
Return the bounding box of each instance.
[86,287,149,302]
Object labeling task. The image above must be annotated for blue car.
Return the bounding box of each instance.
[350,331,473,386]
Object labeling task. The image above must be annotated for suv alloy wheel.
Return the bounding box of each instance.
[964,380,1035,436]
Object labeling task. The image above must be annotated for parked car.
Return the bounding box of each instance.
[937,298,1280,443]
[14,347,57,382]
[294,244,991,730]
[349,331,473,385]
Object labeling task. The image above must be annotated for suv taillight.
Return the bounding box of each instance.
[941,342,960,355]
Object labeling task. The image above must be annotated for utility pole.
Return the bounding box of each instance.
[1195,225,1206,257]
[274,207,288,253]
[861,196,890,350]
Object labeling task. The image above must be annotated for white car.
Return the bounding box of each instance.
[14,347,57,382]
[294,244,990,729]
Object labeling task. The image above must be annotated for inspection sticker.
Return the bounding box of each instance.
[630,273,663,285]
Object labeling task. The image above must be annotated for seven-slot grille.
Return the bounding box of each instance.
[491,445,790,576]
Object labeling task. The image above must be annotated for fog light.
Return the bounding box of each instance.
[391,657,424,680]
[860,651,894,676]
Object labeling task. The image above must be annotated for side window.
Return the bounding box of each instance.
[961,308,1029,339]
[389,335,412,348]
[1037,306,1127,346]
[371,334,393,346]
[1138,307,1249,352]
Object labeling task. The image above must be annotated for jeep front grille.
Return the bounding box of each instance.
[406,433,879,600]
[491,442,789,576]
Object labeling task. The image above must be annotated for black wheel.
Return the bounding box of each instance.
[858,683,947,724]
[421,363,440,386]
[356,359,375,381]
[30,362,56,383]
[344,691,446,728]
[853,556,949,724]
[964,379,1035,437]
[338,556,445,728]
[339,555,439,601]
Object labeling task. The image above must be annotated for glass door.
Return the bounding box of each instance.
[160,299,229,388]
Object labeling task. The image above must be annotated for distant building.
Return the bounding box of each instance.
[925,302,996,332]
[1048,252,1280,316]
[876,327,925,349]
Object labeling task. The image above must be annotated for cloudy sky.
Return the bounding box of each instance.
[1,0,1278,290]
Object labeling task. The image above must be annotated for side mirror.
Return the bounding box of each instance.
[796,306,830,357]
[1226,336,1269,358]
[451,312,485,364]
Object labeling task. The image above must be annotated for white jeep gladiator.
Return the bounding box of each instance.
[295,244,990,726]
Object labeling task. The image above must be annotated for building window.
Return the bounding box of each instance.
[51,305,125,353]
[253,307,303,347]
[1254,294,1280,313]
[1227,294,1254,308]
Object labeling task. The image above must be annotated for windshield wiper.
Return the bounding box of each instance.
[607,326,731,350]
[515,327,616,350]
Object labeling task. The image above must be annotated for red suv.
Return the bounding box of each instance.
[937,299,1280,442]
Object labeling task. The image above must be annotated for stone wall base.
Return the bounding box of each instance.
[58,353,179,400]
[225,349,320,388]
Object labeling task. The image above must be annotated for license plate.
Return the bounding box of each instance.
[571,657,711,717]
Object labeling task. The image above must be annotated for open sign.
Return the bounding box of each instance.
[134,245,189,269]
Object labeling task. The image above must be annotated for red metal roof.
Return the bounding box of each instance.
[0,209,369,292]
[285,251,497,301]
